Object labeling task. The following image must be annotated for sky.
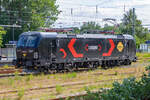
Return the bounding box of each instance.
[53,0,150,28]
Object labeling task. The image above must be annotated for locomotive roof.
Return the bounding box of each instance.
[20,31,134,40]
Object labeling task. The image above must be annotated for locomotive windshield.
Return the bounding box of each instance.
[17,35,38,48]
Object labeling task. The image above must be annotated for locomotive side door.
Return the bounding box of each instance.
[48,39,56,63]
[125,39,130,57]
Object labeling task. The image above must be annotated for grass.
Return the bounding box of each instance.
[17,88,25,100]
[3,64,9,69]
[8,77,14,86]
[0,65,15,70]
[56,84,63,94]
[1,66,146,87]
[114,71,118,75]
[136,53,150,63]
[47,75,51,79]
[62,72,77,80]
[0,55,150,99]
[14,71,21,81]
[0,97,11,100]
[136,52,150,58]
[25,74,34,82]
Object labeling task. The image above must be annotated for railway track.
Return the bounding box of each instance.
[0,61,146,99]
[0,65,138,79]
[0,75,141,99]
[0,57,148,78]
[0,68,41,78]
[0,68,140,94]
[0,68,22,74]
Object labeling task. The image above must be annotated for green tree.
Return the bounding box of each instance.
[99,24,122,34]
[121,9,150,47]
[80,22,101,33]
[0,0,59,44]
[102,24,118,34]
[121,9,149,37]
[72,27,80,34]
[102,24,114,31]
[0,27,6,47]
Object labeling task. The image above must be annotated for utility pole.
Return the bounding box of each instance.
[71,8,73,26]
[132,8,135,38]
[124,4,125,12]
[96,5,98,14]
[95,5,98,22]
[71,8,73,15]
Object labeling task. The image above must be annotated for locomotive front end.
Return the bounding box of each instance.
[15,33,40,68]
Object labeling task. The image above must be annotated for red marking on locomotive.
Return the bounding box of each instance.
[98,44,102,51]
[68,38,83,58]
[59,48,67,58]
[102,39,115,56]
[85,44,88,51]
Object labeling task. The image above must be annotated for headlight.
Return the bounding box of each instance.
[34,52,38,59]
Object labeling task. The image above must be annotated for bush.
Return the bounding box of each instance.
[102,68,150,100]
[101,77,143,100]
[69,66,150,100]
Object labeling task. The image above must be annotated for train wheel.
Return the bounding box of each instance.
[56,64,63,72]
[94,62,99,69]
[127,60,131,65]
[64,63,74,72]
[114,60,118,66]
[101,61,107,69]
[109,60,116,68]
[107,61,112,68]
[88,62,95,70]
[124,59,131,65]
[67,66,74,72]
[15,65,21,68]
[93,64,97,69]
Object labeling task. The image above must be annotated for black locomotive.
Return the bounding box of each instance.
[14,31,136,70]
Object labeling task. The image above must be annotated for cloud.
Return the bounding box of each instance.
[54,0,150,28]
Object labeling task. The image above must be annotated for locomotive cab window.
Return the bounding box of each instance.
[17,35,39,48]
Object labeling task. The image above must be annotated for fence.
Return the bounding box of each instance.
[0,48,16,61]
[139,44,150,53]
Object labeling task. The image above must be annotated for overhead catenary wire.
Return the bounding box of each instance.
[1,0,150,28]
[54,0,134,28]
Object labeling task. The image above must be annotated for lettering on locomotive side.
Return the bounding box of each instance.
[88,46,98,50]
